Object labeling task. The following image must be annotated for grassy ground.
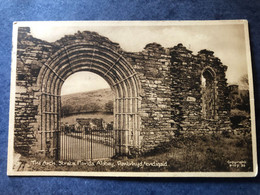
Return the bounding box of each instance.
[24,133,253,172]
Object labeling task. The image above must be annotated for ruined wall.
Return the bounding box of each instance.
[125,43,174,153]
[169,44,231,134]
[14,27,231,157]
[15,27,55,155]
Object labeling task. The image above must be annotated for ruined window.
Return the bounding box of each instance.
[201,68,216,119]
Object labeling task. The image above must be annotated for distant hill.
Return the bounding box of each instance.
[61,88,114,116]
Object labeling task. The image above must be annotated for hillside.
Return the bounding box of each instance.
[61,88,114,116]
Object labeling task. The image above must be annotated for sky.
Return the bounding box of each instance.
[25,21,249,95]
[61,72,109,95]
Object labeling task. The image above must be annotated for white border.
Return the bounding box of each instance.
[7,20,257,177]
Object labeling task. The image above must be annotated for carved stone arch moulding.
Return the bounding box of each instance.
[36,42,141,157]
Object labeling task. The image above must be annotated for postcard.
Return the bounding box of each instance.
[7,20,257,177]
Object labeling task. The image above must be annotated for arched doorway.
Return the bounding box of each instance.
[59,71,114,160]
[201,67,217,120]
[36,43,141,159]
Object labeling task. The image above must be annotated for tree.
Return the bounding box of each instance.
[105,100,113,113]
[61,105,73,117]
[237,74,250,112]
[90,103,101,112]
[239,74,249,90]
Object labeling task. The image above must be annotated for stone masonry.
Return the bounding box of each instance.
[14,27,231,157]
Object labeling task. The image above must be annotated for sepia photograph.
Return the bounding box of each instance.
[7,20,257,177]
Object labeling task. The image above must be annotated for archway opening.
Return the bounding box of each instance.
[60,71,113,121]
[59,71,115,160]
[201,68,216,119]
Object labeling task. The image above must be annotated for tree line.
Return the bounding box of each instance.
[61,100,113,117]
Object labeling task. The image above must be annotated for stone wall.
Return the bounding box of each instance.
[169,44,231,134]
[125,43,174,153]
[14,27,231,157]
[15,27,55,155]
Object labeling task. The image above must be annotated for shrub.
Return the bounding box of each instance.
[222,130,231,138]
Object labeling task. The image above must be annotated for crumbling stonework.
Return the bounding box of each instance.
[15,27,55,155]
[169,44,231,134]
[14,27,231,157]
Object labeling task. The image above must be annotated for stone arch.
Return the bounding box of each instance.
[201,66,217,119]
[36,43,141,158]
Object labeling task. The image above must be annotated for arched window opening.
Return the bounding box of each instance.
[201,68,216,119]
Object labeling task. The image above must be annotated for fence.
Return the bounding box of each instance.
[57,127,115,161]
